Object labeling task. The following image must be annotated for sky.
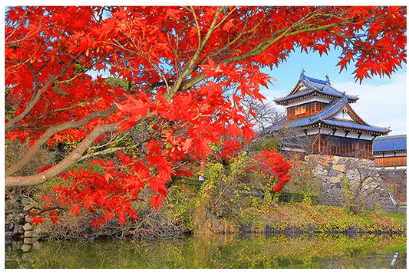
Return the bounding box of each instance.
[259,47,408,136]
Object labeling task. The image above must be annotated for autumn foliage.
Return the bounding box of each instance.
[5,6,406,226]
[250,148,292,192]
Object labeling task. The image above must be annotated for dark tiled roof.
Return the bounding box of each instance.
[272,97,346,130]
[272,96,391,134]
[373,135,407,152]
[321,119,390,133]
[274,72,359,104]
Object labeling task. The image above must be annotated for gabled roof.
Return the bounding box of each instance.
[373,135,407,153]
[274,71,359,105]
[272,96,391,135]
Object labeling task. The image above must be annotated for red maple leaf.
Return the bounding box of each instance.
[149,194,164,211]
[31,216,44,226]
[68,204,82,217]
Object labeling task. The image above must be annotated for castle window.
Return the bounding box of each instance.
[295,104,307,116]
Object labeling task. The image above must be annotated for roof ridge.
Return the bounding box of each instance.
[300,70,330,85]
[374,134,407,140]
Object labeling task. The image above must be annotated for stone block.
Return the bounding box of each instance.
[332,164,346,172]
[13,224,24,235]
[17,213,26,224]
[5,223,14,231]
[24,230,39,238]
[337,157,346,164]
[24,237,37,245]
[316,167,328,176]
[21,244,32,252]
[332,156,341,164]
[345,170,358,180]
[328,176,342,184]
[5,231,14,240]
[328,169,339,177]
[23,223,33,231]
[319,176,329,184]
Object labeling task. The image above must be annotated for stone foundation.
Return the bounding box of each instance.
[307,155,395,209]
[5,198,48,251]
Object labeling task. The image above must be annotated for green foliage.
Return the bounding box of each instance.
[284,156,320,205]
[343,177,364,215]
[67,162,104,175]
[105,77,133,89]
[164,184,197,232]
[74,63,86,72]
[251,136,281,152]
[198,152,253,224]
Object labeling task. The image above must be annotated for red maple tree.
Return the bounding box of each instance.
[249,148,292,192]
[5,6,406,225]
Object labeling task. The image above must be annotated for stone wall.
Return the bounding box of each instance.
[379,169,407,203]
[307,155,395,209]
[5,199,48,252]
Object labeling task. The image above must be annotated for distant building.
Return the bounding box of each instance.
[271,70,391,157]
[373,134,407,168]
[373,135,407,204]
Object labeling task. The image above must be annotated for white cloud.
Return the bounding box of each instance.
[261,88,287,114]
[335,73,407,135]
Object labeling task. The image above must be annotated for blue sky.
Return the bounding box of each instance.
[259,47,407,136]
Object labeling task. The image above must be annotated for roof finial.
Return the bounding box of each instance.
[300,69,306,80]
[325,74,330,85]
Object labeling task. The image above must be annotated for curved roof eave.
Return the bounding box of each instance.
[320,119,391,134]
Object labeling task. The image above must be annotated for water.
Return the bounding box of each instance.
[5,233,406,269]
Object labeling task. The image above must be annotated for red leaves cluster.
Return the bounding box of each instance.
[334,6,407,82]
[34,151,172,226]
[249,148,292,192]
[116,57,262,164]
[54,163,140,227]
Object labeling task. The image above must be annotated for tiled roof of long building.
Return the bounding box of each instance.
[373,134,407,152]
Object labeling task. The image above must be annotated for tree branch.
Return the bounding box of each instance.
[5,106,118,177]
[5,57,77,133]
[5,122,121,187]
[163,7,223,101]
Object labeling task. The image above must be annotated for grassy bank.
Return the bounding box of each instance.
[237,201,406,234]
[165,184,406,236]
[18,181,407,240]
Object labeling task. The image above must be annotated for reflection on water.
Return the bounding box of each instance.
[5,233,407,269]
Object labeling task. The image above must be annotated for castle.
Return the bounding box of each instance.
[271,70,391,157]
